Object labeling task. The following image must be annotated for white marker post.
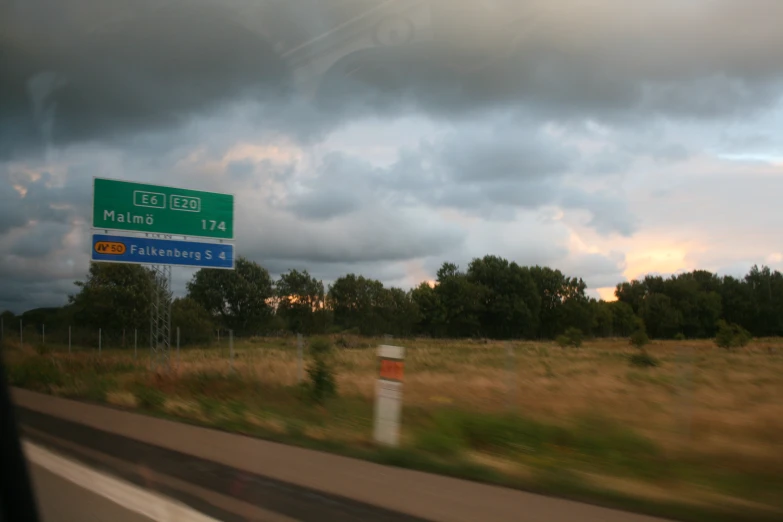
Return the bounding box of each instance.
[374,344,405,447]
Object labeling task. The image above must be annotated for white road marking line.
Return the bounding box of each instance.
[23,440,221,522]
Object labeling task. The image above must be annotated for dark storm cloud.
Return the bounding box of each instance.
[1,0,288,157]
[5,0,783,159]
[0,168,91,234]
[9,222,72,258]
[440,125,576,182]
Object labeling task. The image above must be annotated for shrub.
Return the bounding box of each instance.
[674,332,686,341]
[629,352,659,368]
[629,329,650,348]
[304,337,336,403]
[133,386,166,410]
[414,429,463,457]
[715,320,751,349]
[7,357,63,391]
[171,297,214,346]
[556,327,583,348]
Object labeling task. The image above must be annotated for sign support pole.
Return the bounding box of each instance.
[150,265,172,372]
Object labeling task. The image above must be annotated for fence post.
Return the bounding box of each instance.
[297,333,303,383]
[1,316,3,345]
[68,326,71,354]
[176,327,180,368]
[99,328,102,355]
[42,324,45,346]
[134,329,138,359]
[20,319,23,348]
[229,330,234,372]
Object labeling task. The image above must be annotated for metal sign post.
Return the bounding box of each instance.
[374,345,405,446]
[149,265,172,372]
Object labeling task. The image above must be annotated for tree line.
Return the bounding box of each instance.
[3,256,783,344]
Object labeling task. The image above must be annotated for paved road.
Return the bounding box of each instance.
[14,388,670,522]
[30,460,154,522]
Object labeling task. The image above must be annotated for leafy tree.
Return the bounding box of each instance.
[744,265,783,336]
[171,297,214,346]
[720,275,754,333]
[640,293,683,339]
[591,300,614,337]
[411,282,446,336]
[187,257,274,334]
[275,269,326,334]
[381,287,421,337]
[615,280,647,314]
[69,263,156,330]
[433,263,486,338]
[468,256,540,339]
[610,301,638,337]
[328,274,416,336]
[529,266,588,338]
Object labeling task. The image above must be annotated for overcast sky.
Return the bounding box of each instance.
[2,0,783,313]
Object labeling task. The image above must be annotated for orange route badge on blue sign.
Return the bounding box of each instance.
[94,241,127,255]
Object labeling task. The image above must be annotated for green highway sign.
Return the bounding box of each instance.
[92,178,234,239]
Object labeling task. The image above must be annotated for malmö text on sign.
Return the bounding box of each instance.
[91,234,234,269]
[92,178,234,239]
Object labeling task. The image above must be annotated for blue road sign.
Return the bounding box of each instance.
[91,233,234,269]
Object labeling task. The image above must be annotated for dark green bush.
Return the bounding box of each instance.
[7,357,63,391]
[629,352,659,368]
[674,332,686,341]
[715,320,752,349]
[556,327,583,348]
[133,386,166,410]
[629,329,650,348]
[171,297,214,346]
[304,337,336,403]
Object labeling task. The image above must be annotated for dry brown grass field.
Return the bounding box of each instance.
[5,335,783,520]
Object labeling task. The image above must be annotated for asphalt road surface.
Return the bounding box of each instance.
[30,460,155,522]
[15,388,670,522]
